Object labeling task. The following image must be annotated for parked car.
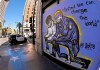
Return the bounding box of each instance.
[2,35,6,38]
[9,34,27,45]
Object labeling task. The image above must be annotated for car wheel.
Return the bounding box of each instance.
[11,42,13,45]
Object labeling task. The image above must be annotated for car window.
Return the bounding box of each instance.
[9,35,16,38]
[16,35,21,37]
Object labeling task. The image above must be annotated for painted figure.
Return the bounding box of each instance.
[44,15,56,50]
[52,10,91,69]
[44,15,61,57]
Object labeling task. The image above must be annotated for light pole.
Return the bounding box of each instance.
[32,2,36,45]
[32,17,35,44]
[29,1,36,45]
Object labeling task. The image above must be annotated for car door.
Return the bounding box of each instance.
[16,35,24,41]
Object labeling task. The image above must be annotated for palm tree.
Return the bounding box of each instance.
[0,22,2,29]
[2,20,6,26]
[16,22,22,34]
[2,28,7,35]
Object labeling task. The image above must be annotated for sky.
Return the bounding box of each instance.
[4,0,25,30]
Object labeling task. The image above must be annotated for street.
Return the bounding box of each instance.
[0,38,66,70]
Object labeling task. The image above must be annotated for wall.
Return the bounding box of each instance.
[42,0,100,70]
[35,0,42,54]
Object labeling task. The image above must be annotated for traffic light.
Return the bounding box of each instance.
[29,17,32,23]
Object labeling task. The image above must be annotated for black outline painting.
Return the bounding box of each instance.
[44,10,91,69]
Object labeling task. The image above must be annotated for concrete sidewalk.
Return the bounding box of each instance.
[0,39,66,70]
[27,37,33,43]
[0,37,8,46]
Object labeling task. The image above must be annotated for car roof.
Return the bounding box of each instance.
[9,35,16,38]
[10,34,22,36]
[10,34,17,36]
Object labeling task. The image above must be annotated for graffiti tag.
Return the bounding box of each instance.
[80,42,95,50]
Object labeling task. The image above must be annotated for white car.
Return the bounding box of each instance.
[9,34,27,45]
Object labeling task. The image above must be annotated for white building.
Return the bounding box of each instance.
[23,22,32,37]
[22,0,36,37]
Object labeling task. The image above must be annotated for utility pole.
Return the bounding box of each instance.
[32,1,36,45]
[29,1,36,45]
[29,5,36,44]
[29,16,35,44]
[32,15,35,44]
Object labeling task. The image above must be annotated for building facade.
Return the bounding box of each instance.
[23,0,36,37]
[30,0,42,54]
[0,0,9,37]
[23,0,42,54]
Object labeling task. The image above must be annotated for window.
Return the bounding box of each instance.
[32,8,34,11]
[24,29,29,32]
[29,5,30,7]
[17,35,21,37]
[27,11,29,14]
[27,15,28,18]
[28,8,30,10]
[26,24,28,27]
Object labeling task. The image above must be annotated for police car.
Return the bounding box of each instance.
[9,34,27,45]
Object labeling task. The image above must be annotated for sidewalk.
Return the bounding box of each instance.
[26,38,66,70]
[0,37,67,70]
[27,37,33,43]
[0,39,66,70]
[0,37,8,46]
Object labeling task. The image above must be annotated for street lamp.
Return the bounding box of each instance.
[29,15,35,44]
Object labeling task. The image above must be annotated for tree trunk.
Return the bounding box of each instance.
[19,27,20,34]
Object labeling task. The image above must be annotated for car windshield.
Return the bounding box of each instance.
[16,35,21,37]
[10,35,16,38]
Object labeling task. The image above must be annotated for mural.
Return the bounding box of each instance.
[44,10,91,69]
[42,0,100,70]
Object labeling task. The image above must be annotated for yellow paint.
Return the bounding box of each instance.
[54,10,63,17]
[59,45,69,55]
[78,54,92,66]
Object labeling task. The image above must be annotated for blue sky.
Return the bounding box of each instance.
[4,0,25,29]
